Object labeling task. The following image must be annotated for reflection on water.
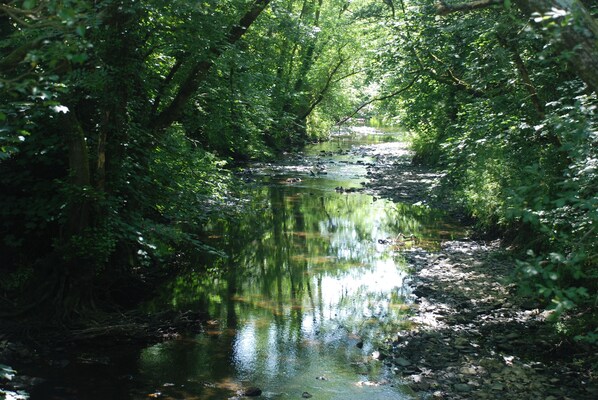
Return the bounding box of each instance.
[137,130,465,399]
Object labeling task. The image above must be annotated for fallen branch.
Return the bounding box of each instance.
[71,323,150,339]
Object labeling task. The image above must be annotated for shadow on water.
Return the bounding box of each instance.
[30,128,467,399]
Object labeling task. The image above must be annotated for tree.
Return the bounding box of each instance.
[0,0,274,319]
[366,0,597,333]
[437,0,598,93]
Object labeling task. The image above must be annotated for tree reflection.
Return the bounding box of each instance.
[141,174,464,397]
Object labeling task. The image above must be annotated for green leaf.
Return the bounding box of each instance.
[22,0,36,10]
[75,25,86,37]
[70,53,88,64]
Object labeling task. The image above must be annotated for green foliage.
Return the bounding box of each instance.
[0,0,280,313]
[0,364,16,381]
[2,0,592,331]
[516,251,589,319]
[363,0,597,336]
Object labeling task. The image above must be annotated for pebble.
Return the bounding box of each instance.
[453,383,472,392]
[395,357,411,367]
[385,239,596,400]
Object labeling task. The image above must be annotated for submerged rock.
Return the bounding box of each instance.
[243,387,262,396]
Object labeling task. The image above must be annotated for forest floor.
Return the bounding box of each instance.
[361,142,598,399]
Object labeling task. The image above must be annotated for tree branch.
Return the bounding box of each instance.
[150,55,186,117]
[427,52,485,97]
[496,34,545,118]
[436,0,598,93]
[336,74,420,125]
[332,68,366,84]
[300,56,346,120]
[0,3,61,28]
[152,0,272,130]
[436,0,503,15]
[514,0,598,93]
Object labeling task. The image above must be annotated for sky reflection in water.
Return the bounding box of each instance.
[138,130,465,399]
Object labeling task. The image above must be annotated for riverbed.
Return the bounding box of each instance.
[25,127,467,399]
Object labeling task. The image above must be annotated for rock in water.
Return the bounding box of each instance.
[302,392,313,398]
[243,387,262,396]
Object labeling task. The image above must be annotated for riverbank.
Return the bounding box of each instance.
[2,133,595,400]
[361,141,597,399]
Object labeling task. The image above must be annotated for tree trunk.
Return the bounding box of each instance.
[56,111,96,317]
[63,112,92,241]
[152,0,272,130]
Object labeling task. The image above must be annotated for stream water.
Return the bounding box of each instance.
[29,127,465,399]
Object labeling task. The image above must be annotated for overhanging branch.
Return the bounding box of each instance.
[336,74,420,125]
[299,56,346,120]
[436,0,503,15]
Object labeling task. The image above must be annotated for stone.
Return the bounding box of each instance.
[459,367,476,375]
[302,392,313,398]
[395,357,412,367]
[243,387,262,397]
[454,383,472,392]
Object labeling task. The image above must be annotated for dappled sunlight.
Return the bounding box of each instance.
[1,0,595,398]
[130,130,468,399]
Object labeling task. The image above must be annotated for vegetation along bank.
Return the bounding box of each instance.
[1,0,596,398]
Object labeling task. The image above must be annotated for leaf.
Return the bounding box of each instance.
[75,25,86,37]
[0,363,16,380]
[22,0,36,10]
[70,53,88,64]
[549,252,565,264]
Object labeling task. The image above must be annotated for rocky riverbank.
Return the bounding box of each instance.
[360,141,597,399]
[386,241,597,399]
[2,135,596,399]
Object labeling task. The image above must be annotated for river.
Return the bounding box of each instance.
[30,127,465,399]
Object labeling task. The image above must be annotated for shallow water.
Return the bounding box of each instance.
[30,128,465,399]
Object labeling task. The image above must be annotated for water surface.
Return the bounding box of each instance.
[31,128,465,399]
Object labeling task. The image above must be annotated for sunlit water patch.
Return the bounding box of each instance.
[131,129,465,399]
